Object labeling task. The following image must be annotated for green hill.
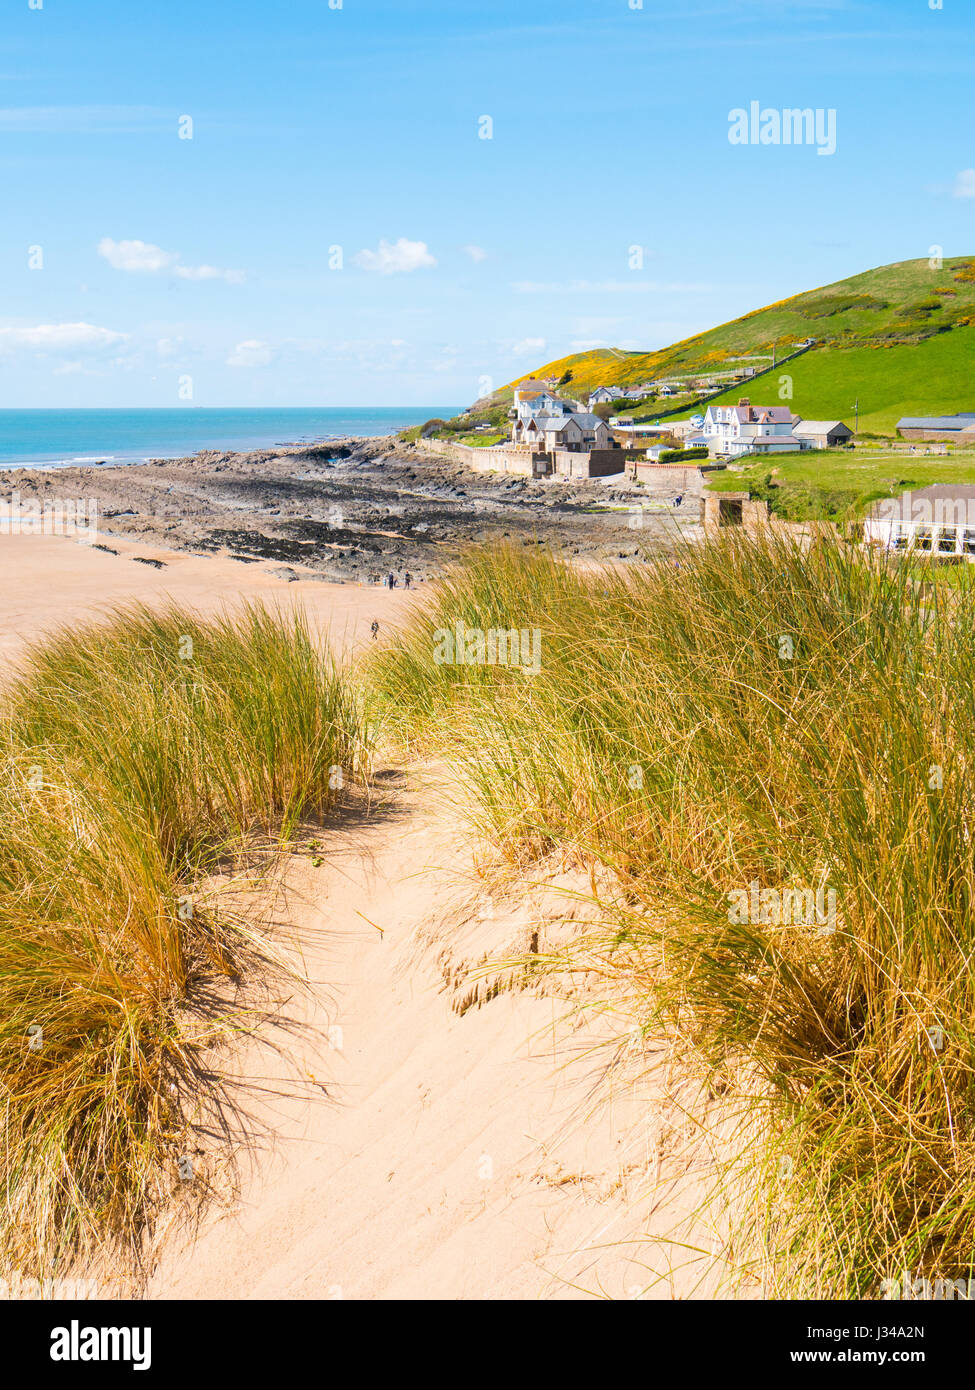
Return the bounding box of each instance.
[699,329,975,435]
[496,257,975,434]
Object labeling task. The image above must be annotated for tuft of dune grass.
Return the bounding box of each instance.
[0,602,363,1277]
[369,536,975,1298]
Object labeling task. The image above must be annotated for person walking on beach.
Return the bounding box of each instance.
[404,572,412,590]
[387,571,396,589]
[674,493,683,508]
[370,620,379,641]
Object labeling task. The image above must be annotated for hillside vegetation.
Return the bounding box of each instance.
[495,258,975,431]
[701,327,975,435]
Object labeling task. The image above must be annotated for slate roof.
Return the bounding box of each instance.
[794,420,851,434]
[898,415,975,431]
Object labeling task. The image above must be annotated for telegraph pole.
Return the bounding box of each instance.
[853,398,859,434]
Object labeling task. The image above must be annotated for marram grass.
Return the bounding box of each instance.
[0,602,362,1276]
[370,536,975,1298]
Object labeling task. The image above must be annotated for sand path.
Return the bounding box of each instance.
[147,763,734,1301]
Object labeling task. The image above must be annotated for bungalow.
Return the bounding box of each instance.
[864,484,975,558]
[645,444,676,463]
[588,385,628,405]
[896,414,975,442]
[702,399,804,456]
[793,419,854,450]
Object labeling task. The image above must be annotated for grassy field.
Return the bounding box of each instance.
[698,328,975,435]
[0,603,362,1277]
[704,447,975,521]
[489,257,975,429]
[369,537,975,1298]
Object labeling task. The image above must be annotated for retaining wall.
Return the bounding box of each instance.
[412,439,536,475]
[551,448,626,479]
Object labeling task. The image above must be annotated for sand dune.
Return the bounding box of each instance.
[0,534,741,1300]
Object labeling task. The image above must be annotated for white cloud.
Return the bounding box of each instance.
[512,337,546,356]
[98,238,178,273]
[156,336,184,359]
[462,244,488,262]
[226,339,272,367]
[570,339,609,350]
[954,169,975,199]
[99,237,244,282]
[353,237,436,274]
[0,321,127,353]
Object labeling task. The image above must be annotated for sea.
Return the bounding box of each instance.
[0,407,460,471]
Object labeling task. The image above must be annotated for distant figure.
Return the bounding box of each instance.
[404,571,412,590]
[674,494,683,508]
[388,571,397,589]
[370,620,379,641]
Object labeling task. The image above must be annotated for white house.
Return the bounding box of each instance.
[702,399,804,456]
[513,385,572,422]
[864,485,975,559]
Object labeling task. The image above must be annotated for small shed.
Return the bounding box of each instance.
[793,420,854,449]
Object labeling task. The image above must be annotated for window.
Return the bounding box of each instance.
[915,526,933,551]
[938,528,957,554]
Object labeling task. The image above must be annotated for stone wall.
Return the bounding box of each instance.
[551,448,627,479]
[415,438,636,480]
[898,426,975,443]
[700,492,835,545]
[627,463,707,497]
[412,439,535,475]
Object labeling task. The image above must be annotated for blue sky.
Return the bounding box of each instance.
[1,0,973,407]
